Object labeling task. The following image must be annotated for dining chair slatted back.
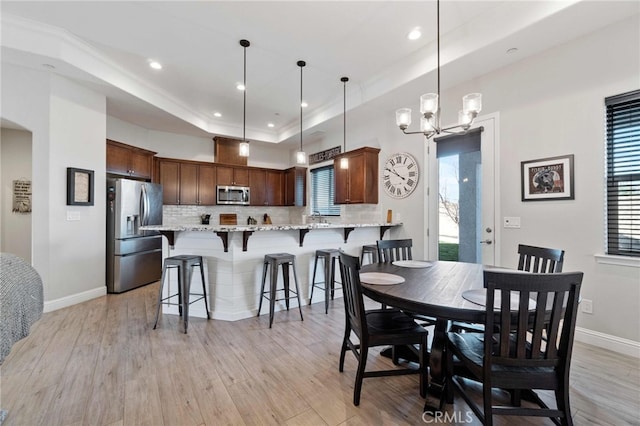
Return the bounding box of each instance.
[446,269,583,425]
[338,252,428,406]
[517,244,564,273]
[377,239,413,263]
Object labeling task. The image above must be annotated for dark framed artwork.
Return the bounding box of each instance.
[66,167,94,206]
[521,154,574,201]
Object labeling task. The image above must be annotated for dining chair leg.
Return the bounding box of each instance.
[353,345,369,406]
[483,381,493,426]
[555,378,573,426]
[339,323,350,372]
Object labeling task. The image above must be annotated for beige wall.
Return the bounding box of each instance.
[0,128,32,261]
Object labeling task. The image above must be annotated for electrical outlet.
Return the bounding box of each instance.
[581,299,593,314]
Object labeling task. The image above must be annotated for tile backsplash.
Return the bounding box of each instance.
[163,204,384,225]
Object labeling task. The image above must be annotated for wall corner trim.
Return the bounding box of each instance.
[43,286,106,313]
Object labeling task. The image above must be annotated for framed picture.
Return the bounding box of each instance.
[67,167,94,206]
[521,154,574,201]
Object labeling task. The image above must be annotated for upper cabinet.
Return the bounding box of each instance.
[157,158,216,205]
[284,167,307,206]
[106,139,156,180]
[214,136,248,166]
[334,147,380,204]
[217,165,249,186]
[249,168,283,206]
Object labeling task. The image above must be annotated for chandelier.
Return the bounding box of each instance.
[395,0,482,139]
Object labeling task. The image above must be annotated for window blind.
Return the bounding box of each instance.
[310,165,340,216]
[605,90,640,257]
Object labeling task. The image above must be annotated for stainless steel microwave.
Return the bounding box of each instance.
[217,185,250,205]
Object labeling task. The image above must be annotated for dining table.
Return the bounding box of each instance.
[359,260,492,412]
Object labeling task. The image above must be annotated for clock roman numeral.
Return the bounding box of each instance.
[407,179,415,187]
[407,163,414,169]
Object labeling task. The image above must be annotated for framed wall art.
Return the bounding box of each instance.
[521,154,574,201]
[66,167,94,206]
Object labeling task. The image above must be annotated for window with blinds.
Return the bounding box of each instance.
[605,90,640,257]
[310,165,340,216]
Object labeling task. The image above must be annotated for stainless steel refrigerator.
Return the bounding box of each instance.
[106,178,163,293]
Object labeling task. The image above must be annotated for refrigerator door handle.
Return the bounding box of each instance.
[140,184,149,226]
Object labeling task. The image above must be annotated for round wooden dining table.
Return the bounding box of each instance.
[360,260,491,411]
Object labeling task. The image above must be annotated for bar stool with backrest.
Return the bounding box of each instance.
[309,248,342,314]
[258,253,304,328]
[153,254,210,334]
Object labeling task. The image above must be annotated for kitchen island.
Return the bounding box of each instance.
[141,222,402,321]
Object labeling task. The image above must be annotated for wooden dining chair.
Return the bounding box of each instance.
[376,239,413,263]
[337,252,428,406]
[451,243,565,334]
[445,269,583,426]
[517,244,564,273]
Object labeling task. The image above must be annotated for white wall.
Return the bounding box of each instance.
[0,128,32,261]
[1,64,107,308]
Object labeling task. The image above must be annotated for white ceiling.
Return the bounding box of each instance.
[1,1,638,148]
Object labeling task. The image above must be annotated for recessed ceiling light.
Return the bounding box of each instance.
[149,60,162,70]
[236,83,245,91]
[267,123,275,128]
[301,101,308,108]
[214,112,222,118]
[407,27,422,40]
[506,47,519,54]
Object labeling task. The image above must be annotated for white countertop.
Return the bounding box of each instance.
[141,222,402,232]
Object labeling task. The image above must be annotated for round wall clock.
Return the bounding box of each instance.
[382,152,420,199]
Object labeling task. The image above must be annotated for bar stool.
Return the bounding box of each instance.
[309,249,342,314]
[258,253,304,328]
[360,244,379,265]
[153,254,210,334]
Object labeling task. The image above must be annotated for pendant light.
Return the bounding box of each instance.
[238,39,250,157]
[295,60,307,165]
[340,77,349,169]
[395,0,482,139]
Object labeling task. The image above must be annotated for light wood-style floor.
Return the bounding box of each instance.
[1,282,639,426]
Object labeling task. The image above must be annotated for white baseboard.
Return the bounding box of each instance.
[575,326,640,358]
[43,286,106,313]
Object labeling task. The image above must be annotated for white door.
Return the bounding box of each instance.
[426,114,499,265]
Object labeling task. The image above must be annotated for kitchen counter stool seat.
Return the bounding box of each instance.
[309,249,342,314]
[258,253,304,328]
[153,254,210,334]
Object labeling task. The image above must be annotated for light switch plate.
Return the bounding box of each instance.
[66,210,81,221]
[503,216,521,228]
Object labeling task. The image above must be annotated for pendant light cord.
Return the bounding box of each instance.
[239,39,250,143]
[436,0,440,123]
[243,44,247,142]
[298,61,306,152]
[341,77,348,152]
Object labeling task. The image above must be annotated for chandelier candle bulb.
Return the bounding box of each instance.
[420,93,439,115]
[463,93,482,113]
[396,108,412,129]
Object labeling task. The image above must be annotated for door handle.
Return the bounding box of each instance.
[480,239,493,245]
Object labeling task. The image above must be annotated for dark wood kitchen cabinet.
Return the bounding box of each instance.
[284,167,307,206]
[249,168,283,206]
[157,158,216,205]
[216,165,249,186]
[334,147,380,204]
[106,139,156,180]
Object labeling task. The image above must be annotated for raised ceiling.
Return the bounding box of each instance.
[1,1,637,148]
